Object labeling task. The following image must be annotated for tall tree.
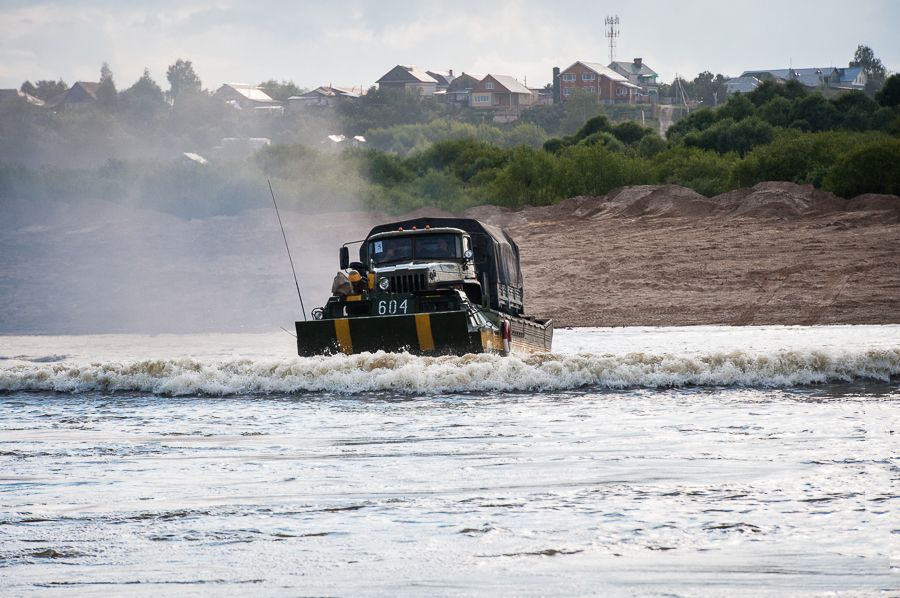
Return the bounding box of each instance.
[97,62,117,108]
[127,68,164,99]
[258,79,305,102]
[20,80,38,96]
[875,74,900,108]
[119,68,167,121]
[850,44,887,94]
[166,58,202,99]
[21,79,68,100]
[692,71,727,107]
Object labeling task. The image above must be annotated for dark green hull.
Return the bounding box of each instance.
[296,311,483,356]
[295,310,552,357]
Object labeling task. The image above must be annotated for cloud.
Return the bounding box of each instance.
[0,0,897,90]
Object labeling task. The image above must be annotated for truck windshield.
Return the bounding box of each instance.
[370,234,461,264]
[370,237,413,264]
[414,234,460,259]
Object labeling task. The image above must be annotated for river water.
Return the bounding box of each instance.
[1,325,897,596]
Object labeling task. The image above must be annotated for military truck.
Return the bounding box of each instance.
[295,217,552,356]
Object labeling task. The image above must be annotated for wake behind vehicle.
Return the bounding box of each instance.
[296,218,552,356]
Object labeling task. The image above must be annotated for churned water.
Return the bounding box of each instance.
[1,326,897,596]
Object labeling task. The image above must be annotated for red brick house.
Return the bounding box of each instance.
[470,74,534,121]
[558,61,639,104]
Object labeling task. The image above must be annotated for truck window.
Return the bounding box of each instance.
[414,234,460,259]
[371,237,413,264]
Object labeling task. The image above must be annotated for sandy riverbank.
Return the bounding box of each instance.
[1,182,898,333]
[464,182,900,327]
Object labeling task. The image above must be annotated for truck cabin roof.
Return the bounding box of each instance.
[367,227,466,241]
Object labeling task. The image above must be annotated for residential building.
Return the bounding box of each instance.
[831,67,867,90]
[426,70,455,92]
[470,74,534,121]
[443,72,483,105]
[725,76,761,96]
[375,65,438,95]
[42,82,99,110]
[323,134,367,150]
[0,89,44,107]
[288,86,361,109]
[213,83,280,110]
[530,87,553,106]
[557,62,639,104]
[609,57,659,99]
[739,67,866,91]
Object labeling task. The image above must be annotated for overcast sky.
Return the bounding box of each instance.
[1,0,898,91]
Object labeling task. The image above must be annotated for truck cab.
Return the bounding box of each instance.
[318,227,482,320]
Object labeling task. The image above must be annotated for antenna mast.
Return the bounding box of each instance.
[268,179,307,321]
[605,15,620,64]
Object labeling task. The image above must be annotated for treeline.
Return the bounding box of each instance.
[666,79,900,156]
[2,67,899,217]
[5,105,896,219]
[346,79,900,211]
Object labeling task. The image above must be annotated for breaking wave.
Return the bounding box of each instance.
[1,348,898,396]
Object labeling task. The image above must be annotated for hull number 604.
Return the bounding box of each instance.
[377,299,409,315]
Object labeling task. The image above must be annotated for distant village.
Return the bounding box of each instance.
[0,47,878,167]
[2,59,869,122]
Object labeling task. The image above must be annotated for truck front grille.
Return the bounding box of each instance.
[389,272,427,293]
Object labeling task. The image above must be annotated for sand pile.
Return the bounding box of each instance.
[846,193,900,212]
[713,182,848,218]
[484,182,899,226]
[460,204,520,228]
[602,185,719,218]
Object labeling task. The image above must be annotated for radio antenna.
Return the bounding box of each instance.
[268,179,306,321]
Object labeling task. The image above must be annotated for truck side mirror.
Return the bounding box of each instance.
[339,246,349,270]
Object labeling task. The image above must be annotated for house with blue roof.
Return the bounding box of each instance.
[738,67,866,91]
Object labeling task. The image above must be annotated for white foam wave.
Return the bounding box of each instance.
[1,348,898,396]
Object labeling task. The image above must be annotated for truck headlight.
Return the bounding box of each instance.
[378,277,391,291]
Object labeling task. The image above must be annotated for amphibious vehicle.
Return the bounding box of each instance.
[295,218,552,356]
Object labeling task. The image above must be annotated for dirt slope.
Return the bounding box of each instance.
[463,182,900,327]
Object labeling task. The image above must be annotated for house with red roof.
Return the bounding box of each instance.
[470,74,535,121]
[558,61,639,104]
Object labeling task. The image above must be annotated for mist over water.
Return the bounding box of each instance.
[0,196,380,334]
[0,94,377,335]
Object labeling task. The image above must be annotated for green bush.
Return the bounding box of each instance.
[486,146,560,207]
[578,131,626,153]
[611,121,654,145]
[732,130,887,188]
[875,74,900,108]
[824,139,900,197]
[649,146,737,196]
[638,134,668,158]
[554,143,638,198]
[757,96,792,127]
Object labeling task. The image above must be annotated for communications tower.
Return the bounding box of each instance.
[605,15,620,64]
